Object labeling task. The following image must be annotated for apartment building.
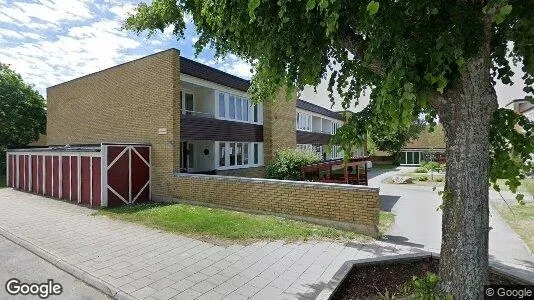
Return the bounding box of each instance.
[507,98,534,123]
[44,49,350,194]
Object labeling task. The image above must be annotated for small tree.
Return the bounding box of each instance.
[0,63,47,174]
[265,148,321,180]
[369,118,426,159]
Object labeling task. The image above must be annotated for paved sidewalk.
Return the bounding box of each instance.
[0,235,108,300]
[369,167,534,275]
[0,189,418,300]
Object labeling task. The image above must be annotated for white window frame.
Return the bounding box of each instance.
[215,141,264,170]
[181,90,195,114]
[296,112,313,132]
[215,91,263,125]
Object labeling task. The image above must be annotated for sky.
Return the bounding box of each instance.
[0,0,527,111]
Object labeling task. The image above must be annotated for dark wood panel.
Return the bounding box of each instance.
[296,130,332,145]
[181,115,263,142]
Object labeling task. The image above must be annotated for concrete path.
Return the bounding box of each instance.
[0,234,108,300]
[0,189,420,300]
[368,167,534,273]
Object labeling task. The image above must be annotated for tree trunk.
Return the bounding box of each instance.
[434,17,498,299]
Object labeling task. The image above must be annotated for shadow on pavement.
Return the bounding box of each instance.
[380,235,425,248]
[380,195,401,212]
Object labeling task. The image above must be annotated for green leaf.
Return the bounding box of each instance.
[494,4,512,24]
[306,0,316,11]
[367,1,379,16]
[248,0,261,20]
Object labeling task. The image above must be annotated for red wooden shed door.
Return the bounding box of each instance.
[105,145,150,207]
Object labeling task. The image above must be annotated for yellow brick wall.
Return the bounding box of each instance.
[263,89,297,164]
[171,174,380,236]
[46,49,181,198]
[216,166,265,178]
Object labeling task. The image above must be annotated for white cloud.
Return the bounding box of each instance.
[220,60,253,79]
[0,0,94,28]
[0,16,141,94]
[109,2,136,20]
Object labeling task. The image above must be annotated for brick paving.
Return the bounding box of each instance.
[0,189,417,300]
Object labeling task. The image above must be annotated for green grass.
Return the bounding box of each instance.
[0,174,5,188]
[95,202,394,242]
[495,178,534,195]
[493,202,534,252]
[378,211,395,234]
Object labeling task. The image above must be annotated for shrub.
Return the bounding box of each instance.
[415,166,428,173]
[418,176,428,181]
[265,148,321,180]
[435,177,444,182]
[401,273,453,300]
[423,161,441,171]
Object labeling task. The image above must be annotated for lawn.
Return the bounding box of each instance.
[493,202,534,252]
[495,178,534,196]
[95,202,395,242]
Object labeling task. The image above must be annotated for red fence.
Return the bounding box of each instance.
[5,143,151,207]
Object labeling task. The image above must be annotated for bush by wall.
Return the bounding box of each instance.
[415,166,428,173]
[266,148,321,180]
[423,161,441,171]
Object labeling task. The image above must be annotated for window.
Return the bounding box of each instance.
[331,145,342,159]
[218,142,263,169]
[244,143,249,165]
[217,91,260,123]
[332,122,342,135]
[218,93,225,118]
[297,144,313,151]
[183,92,194,115]
[401,151,422,165]
[242,99,249,121]
[236,143,243,165]
[297,112,312,131]
[253,144,259,164]
[236,98,242,120]
[229,143,236,166]
[229,96,236,119]
[219,142,226,167]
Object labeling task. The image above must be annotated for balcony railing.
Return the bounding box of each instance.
[181,110,215,118]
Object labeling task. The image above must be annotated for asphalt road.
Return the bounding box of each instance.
[0,235,108,300]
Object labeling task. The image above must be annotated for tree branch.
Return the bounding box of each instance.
[338,28,386,77]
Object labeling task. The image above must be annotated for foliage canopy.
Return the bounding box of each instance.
[0,63,46,173]
[126,0,533,198]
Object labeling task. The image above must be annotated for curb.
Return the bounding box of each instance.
[0,227,137,300]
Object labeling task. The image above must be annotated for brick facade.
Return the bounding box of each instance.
[46,49,181,198]
[216,166,265,178]
[263,89,297,164]
[169,174,380,236]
